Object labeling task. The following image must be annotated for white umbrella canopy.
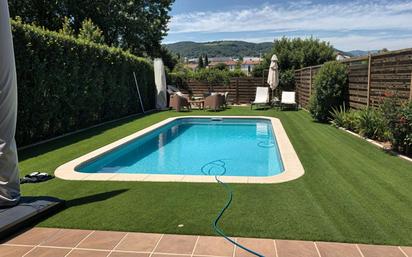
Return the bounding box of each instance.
[154,58,167,110]
[267,54,279,90]
[0,0,20,207]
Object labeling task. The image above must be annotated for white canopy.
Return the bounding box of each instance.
[267,54,279,90]
[0,0,20,206]
[154,58,167,110]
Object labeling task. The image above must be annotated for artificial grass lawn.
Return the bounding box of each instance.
[18,107,412,246]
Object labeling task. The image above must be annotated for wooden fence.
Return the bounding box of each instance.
[184,77,267,104]
[295,48,412,109]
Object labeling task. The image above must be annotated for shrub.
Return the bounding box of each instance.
[279,69,295,91]
[212,63,228,71]
[390,102,412,154]
[12,20,155,146]
[168,66,245,88]
[330,105,347,128]
[356,108,387,140]
[309,61,348,122]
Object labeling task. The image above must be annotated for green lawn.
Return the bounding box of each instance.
[18,107,412,246]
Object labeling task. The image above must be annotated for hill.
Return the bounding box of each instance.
[165,41,273,58]
[165,40,377,59]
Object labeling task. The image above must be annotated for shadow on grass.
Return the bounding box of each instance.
[64,189,129,208]
[17,114,151,162]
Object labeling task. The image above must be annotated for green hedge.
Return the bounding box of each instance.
[12,20,155,146]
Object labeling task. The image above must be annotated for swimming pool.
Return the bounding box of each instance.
[55,116,304,183]
[76,118,284,177]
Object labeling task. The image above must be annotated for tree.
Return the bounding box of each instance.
[253,37,335,91]
[154,46,178,71]
[213,63,228,71]
[8,0,175,56]
[59,17,75,37]
[204,54,209,67]
[198,56,204,69]
[78,19,104,44]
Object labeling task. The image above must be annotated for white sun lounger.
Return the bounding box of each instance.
[281,91,297,110]
[250,87,270,110]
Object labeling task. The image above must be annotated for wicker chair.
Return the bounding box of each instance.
[169,94,191,112]
[204,94,225,111]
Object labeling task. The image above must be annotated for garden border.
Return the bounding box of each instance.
[337,127,412,163]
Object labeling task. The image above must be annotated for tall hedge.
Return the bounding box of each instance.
[11,20,155,146]
[309,61,348,122]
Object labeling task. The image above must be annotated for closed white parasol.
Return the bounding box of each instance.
[154,58,167,110]
[0,0,20,207]
[267,54,279,91]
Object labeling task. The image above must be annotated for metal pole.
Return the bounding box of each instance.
[133,72,145,114]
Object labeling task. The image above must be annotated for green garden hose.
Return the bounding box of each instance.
[201,160,264,257]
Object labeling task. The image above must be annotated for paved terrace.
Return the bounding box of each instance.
[1,228,411,257]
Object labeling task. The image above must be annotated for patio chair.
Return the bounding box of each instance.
[204,94,225,111]
[213,92,229,108]
[250,87,270,110]
[281,91,297,110]
[169,94,191,112]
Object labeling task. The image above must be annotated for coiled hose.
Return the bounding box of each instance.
[201,160,265,257]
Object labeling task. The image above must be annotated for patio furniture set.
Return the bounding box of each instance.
[168,86,229,112]
[168,86,297,112]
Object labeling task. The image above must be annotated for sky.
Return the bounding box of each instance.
[164,0,412,51]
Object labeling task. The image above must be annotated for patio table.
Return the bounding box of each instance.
[188,99,205,110]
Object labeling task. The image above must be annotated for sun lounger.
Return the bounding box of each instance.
[251,87,270,110]
[281,91,297,110]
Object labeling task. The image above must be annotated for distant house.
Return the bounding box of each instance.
[225,60,238,71]
[183,56,261,75]
[241,57,261,76]
[336,52,351,61]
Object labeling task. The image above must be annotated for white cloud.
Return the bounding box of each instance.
[167,0,412,49]
[170,1,412,33]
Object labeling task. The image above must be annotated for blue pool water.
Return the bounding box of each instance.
[76,118,284,176]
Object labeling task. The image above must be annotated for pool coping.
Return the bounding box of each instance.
[54,116,305,184]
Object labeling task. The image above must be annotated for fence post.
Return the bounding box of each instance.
[309,67,312,97]
[410,71,412,101]
[236,77,239,104]
[367,54,372,107]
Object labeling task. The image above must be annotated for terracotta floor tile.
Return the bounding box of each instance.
[0,245,33,257]
[5,228,60,246]
[40,229,92,247]
[154,234,197,254]
[77,231,126,250]
[193,236,234,257]
[358,244,405,257]
[153,255,190,257]
[109,252,150,257]
[400,247,412,256]
[66,249,110,257]
[115,233,162,252]
[24,247,71,257]
[234,238,276,257]
[316,242,362,257]
[276,240,318,257]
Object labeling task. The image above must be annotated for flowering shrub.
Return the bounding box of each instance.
[330,94,412,156]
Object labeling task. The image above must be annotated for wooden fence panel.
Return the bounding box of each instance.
[369,49,412,107]
[295,48,412,109]
[185,77,266,104]
[347,59,369,109]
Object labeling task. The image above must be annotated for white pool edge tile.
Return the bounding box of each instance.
[54,116,305,184]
